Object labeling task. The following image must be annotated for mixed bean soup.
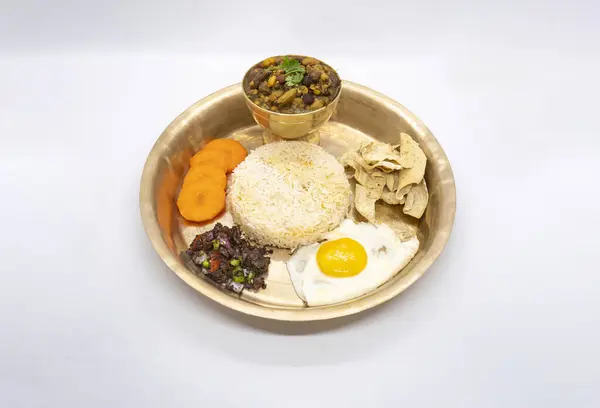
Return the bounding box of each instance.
[244,55,341,114]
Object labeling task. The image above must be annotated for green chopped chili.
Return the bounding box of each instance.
[232,266,245,283]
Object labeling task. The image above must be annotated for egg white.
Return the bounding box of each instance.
[286,219,419,306]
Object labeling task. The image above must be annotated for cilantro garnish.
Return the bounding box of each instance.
[278,56,305,87]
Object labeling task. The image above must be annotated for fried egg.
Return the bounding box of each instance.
[286,219,419,306]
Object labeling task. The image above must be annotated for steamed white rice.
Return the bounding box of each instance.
[227,141,351,249]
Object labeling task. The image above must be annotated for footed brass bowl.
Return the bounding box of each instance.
[241,55,341,140]
[140,81,456,321]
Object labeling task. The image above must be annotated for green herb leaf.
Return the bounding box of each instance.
[278,56,305,87]
[279,56,299,70]
[285,72,304,87]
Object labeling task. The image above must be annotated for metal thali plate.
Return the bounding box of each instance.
[140,81,456,321]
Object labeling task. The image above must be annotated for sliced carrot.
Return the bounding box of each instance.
[203,139,248,172]
[189,149,229,172]
[177,183,226,223]
[182,164,227,190]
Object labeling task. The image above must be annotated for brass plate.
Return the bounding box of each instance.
[140,81,456,321]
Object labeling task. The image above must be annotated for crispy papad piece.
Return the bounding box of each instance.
[341,134,429,222]
[402,179,429,219]
[354,184,385,223]
[358,142,403,172]
[339,151,368,178]
[341,151,386,190]
[384,172,398,192]
[381,187,401,205]
[397,133,427,190]
[381,182,413,205]
[374,202,419,241]
[397,184,412,205]
[339,150,366,168]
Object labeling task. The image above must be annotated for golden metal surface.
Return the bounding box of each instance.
[140,82,456,321]
[241,56,341,140]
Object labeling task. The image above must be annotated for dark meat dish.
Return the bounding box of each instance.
[184,223,272,294]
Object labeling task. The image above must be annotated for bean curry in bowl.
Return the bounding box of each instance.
[243,55,341,114]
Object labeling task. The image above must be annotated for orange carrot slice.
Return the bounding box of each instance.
[182,164,227,191]
[203,139,248,172]
[189,149,229,172]
[177,183,226,223]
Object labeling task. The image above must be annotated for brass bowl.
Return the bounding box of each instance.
[241,55,341,140]
[140,81,456,321]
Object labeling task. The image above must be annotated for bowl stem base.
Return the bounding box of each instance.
[262,130,320,145]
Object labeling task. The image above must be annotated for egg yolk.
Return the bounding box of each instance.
[316,238,368,278]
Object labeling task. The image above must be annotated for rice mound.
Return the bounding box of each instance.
[227,141,351,249]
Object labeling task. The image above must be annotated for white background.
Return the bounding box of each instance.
[1,1,600,407]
